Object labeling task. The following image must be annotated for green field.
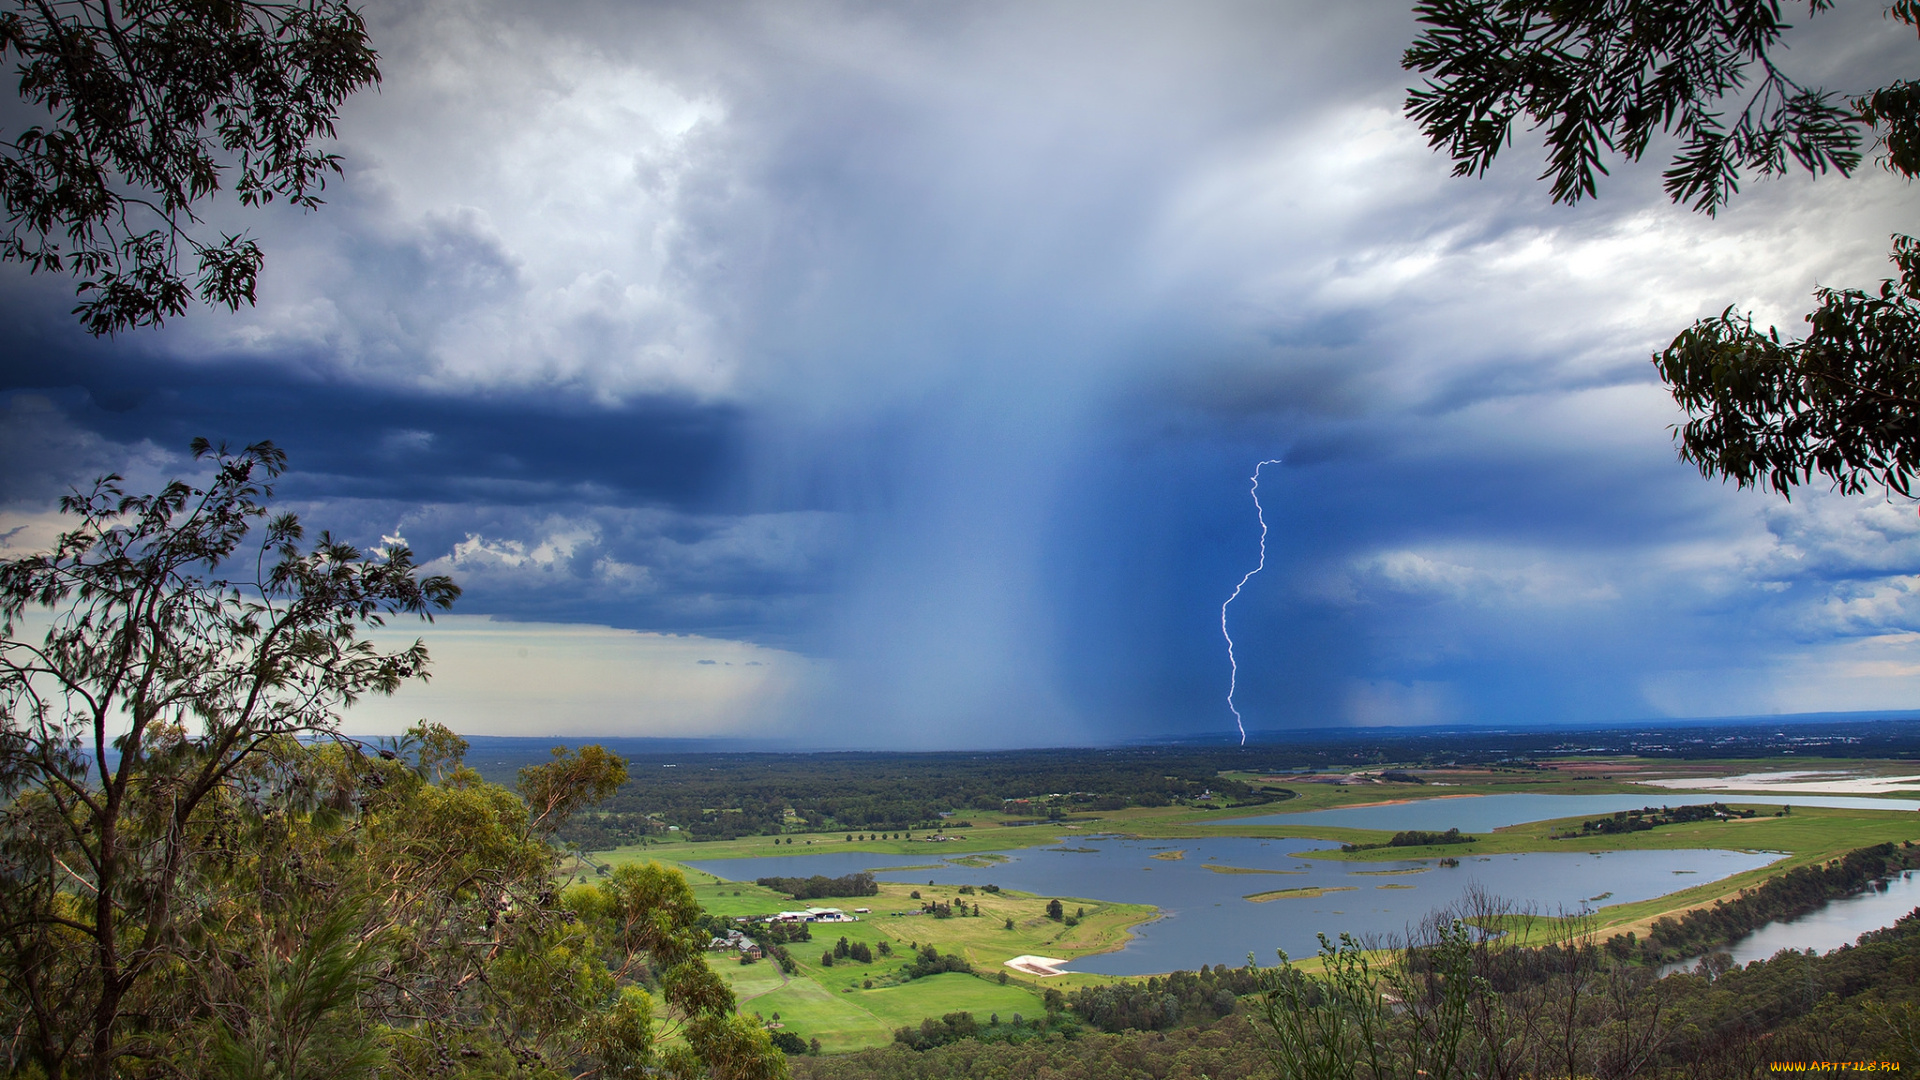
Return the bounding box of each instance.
[595,755,1920,1049]
[643,860,1153,1051]
[720,964,1045,1052]
[688,874,1145,1051]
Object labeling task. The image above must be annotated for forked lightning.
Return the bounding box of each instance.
[1221,459,1282,746]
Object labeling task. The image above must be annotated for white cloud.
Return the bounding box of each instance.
[413,507,843,603]
[1326,546,1621,609]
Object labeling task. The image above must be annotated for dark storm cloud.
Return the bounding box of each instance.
[0,379,842,641]
[4,0,1919,744]
[0,339,744,509]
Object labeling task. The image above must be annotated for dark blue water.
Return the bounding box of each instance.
[1214,793,1920,834]
[684,835,1781,975]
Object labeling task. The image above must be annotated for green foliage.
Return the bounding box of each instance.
[580,987,659,1079]
[678,1012,789,1080]
[203,901,387,1080]
[888,1009,1084,1053]
[1068,984,1179,1033]
[901,947,972,980]
[520,743,630,836]
[403,722,472,784]
[1253,934,1394,1080]
[0,0,382,335]
[802,1014,1273,1078]
[69,728,782,1079]
[1854,77,1920,176]
[0,441,454,1077]
[1065,966,1261,1034]
[1404,0,1864,214]
[891,1011,976,1051]
[770,1030,809,1055]
[1657,236,1920,496]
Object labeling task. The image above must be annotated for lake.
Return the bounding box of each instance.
[683,835,1781,975]
[1213,792,1920,834]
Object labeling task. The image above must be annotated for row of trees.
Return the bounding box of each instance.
[0,447,786,1078]
[1342,828,1476,852]
[754,873,880,901]
[1558,803,1762,838]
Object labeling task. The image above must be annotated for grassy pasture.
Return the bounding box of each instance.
[643,862,1153,1051]
[693,876,1125,1051]
[719,963,1046,1052]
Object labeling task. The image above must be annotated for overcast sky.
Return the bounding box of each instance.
[3,1,1917,747]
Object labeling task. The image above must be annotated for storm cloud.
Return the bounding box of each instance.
[3,0,1917,746]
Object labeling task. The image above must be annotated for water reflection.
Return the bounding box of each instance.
[684,835,1780,975]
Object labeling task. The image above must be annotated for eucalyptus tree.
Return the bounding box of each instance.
[188,730,785,1080]
[0,442,790,1080]
[0,0,381,335]
[1404,1,1920,497]
[0,439,455,1077]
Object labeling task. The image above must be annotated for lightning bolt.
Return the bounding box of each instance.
[1222,459,1283,746]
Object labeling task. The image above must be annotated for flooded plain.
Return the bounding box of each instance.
[677,791,1920,974]
[684,835,1781,975]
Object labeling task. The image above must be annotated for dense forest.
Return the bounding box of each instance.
[474,748,1297,846]
[454,719,1920,848]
